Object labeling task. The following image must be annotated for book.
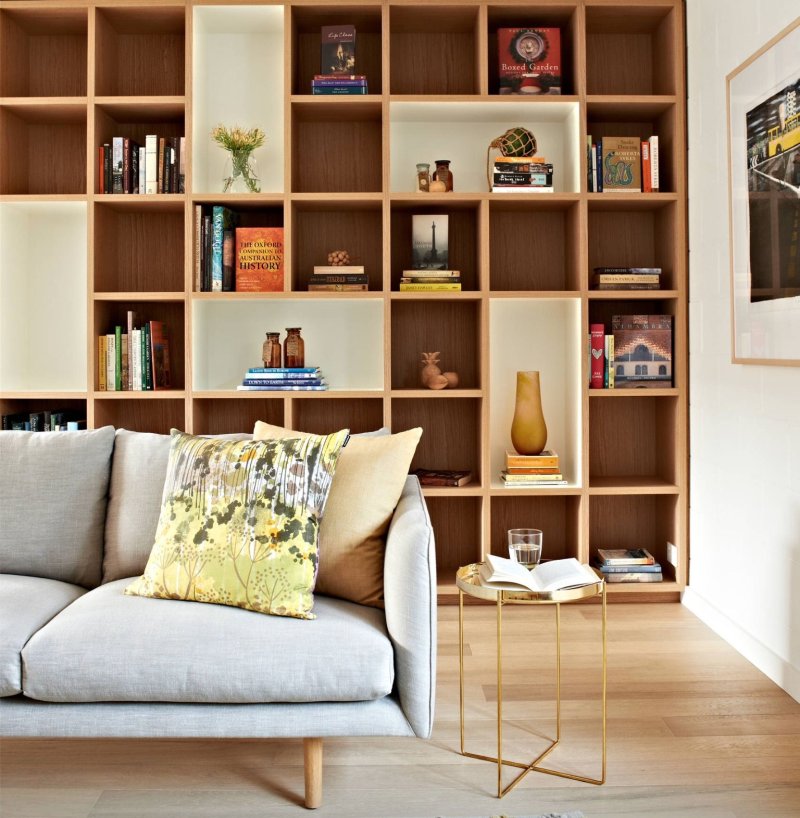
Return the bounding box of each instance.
[247,367,320,375]
[497,28,561,95]
[145,135,158,194]
[649,135,660,191]
[595,139,603,192]
[592,274,660,285]
[308,284,368,292]
[235,227,284,292]
[590,323,605,389]
[236,384,328,392]
[149,321,171,390]
[312,78,367,87]
[612,314,673,387]
[202,213,213,292]
[111,137,123,194]
[413,468,473,487]
[313,265,365,274]
[501,479,568,488]
[399,282,461,292]
[401,269,461,278]
[157,136,165,194]
[307,274,369,284]
[593,267,662,274]
[313,73,366,81]
[641,139,652,192]
[501,471,564,482]
[603,571,663,583]
[312,87,368,95]
[493,171,553,186]
[138,146,146,194]
[321,25,356,75]
[491,186,554,193]
[595,561,662,573]
[98,336,106,391]
[601,137,642,192]
[211,206,237,292]
[479,555,598,593]
[222,227,236,291]
[505,466,561,475]
[401,277,462,284]
[242,379,325,388]
[105,333,116,391]
[97,146,105,194]
[412,214,449,269]
[596,547,655,565]
[506,450,558,468]
[606,334,615,389]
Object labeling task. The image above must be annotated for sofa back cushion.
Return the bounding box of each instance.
[102,429,251,583]
[0,427,115,587]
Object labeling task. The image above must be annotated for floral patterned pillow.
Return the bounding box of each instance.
[125,428,349,619]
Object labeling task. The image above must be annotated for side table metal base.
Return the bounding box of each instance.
[458,581,607,798]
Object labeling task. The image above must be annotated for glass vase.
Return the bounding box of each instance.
[222,149,261,193]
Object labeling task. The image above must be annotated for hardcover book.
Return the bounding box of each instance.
[413,469,473,487]
[497,28,561,95]
[601,137,642,192]
[596,547,655,565]
[611,314,673,387]
[412,214,449,270]
[321,25,356,75]
[149,320,171,390]
[235,227,284,292]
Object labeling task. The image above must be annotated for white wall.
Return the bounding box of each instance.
[685,1,800,701]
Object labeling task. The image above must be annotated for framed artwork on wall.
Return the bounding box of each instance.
[726,17,800,365]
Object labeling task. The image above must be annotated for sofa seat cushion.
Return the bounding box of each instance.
[22,579,394,704]
[0,575,86,697]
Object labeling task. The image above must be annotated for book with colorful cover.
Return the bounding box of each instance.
[413,469,473,487]
[611,314,673,387]
[506,450,559,468]
[149,321,171,390]
[596,547,655,565]
[247,367,320,375]
[399,282,461,291]
[601,137,642,192]
[602,571,663,583]
[237,384,328,392]
[501,471,564,482]
[412,214,449,270]
[590,323,605,389]
[211,206,238,292]
[235,227,284,292]
[321,25,356,75]
[497,27,561,95]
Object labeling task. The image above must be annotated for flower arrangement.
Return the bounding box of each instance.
[211,124,266,194]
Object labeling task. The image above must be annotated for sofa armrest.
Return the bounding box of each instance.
[383,476,436,738]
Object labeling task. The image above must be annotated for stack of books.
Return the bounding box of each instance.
[308,265,368,292]
[591,267,662,291]
[492,156,554,193]
[399,270,461,292]
[237,367,328,392]
[311,74,368,95]
[593,548,663,583]
[501,450,566,487]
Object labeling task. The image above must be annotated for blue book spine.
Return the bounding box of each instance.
[211,206,225,292]
[247,367,319,374]
[242,379,324,387]
[237,384,328,391]
[312,79,368,87]
[598,563,662,573]
[311,87,368,95]
[596,138,603,192]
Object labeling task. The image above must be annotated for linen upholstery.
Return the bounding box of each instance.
[0,575,86,697]
[125,429,348,619]
[22,579,394,704]
[253,421,422,607]
[102,430,251,583]
[383,476,437,738]
[0,427,115,587]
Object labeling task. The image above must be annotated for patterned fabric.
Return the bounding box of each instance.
[125,428,349,619]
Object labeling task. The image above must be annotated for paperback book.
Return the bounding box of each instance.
[412,215,449,270]
[321,25,356,75]
[479,555,598,593]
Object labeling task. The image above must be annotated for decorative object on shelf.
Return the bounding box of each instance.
[327,249,351,266]
[262,332,281,368]
[432,159,453,191]
[415,163,431,193]
[510,370,548,455]
[211,124,265,194]
[486,126,538,189]
[420,352,458,390]
[497,27,562,95]
[284,328,305,368]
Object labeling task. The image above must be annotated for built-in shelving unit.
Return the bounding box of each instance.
[0,0,687,603]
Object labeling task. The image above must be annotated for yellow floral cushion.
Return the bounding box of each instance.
[125,428,349,619]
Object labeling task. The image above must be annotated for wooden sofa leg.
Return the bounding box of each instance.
[303,737,323,809]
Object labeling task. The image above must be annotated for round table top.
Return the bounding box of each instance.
[456,562,604,604]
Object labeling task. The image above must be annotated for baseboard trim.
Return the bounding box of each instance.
[682,588,800,703]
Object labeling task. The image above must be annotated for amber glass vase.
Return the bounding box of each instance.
[510,371,548,455]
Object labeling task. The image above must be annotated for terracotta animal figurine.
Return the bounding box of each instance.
[420,352,458,390]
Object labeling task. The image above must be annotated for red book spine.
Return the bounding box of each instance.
[590,323,606,389]
[641,140,652,193]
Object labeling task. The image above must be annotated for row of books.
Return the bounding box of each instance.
[400,269,461,292]
[98,135,185,195]
[309,265,368,292]
[591,266,662,291]
[588,135,660,193]
[98,316,171,391]
[2,410,86,432]
[491,156,554,194]
[195,207,284,293]
[237,367,328,392]
[311,73,368,95]
[593,548,663,583]
[502,449,566,487]
[590,314,673,390]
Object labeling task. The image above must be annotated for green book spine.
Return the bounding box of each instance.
[115,326,122,391]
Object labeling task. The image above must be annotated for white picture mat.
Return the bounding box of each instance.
[727,20,800,364]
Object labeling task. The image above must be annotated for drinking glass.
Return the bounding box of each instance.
[508,528,543,569]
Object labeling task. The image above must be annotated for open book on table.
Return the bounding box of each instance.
[479,555,599,593]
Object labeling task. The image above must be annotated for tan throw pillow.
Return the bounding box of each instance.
[253,421,422,607]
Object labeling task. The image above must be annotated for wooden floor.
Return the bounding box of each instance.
[2,603,800,818]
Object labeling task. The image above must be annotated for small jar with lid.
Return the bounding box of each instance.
[415,163,431,193]
[284,328,305,368]
[262,332,281,368]
[432,159,453,192]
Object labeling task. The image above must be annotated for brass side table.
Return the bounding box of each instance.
[456,563,607,797]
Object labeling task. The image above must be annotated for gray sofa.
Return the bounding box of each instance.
[0,427,437,809]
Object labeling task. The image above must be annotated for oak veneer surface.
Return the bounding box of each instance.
[2,604,798,817]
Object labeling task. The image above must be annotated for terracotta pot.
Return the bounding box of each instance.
[510,370,548,455]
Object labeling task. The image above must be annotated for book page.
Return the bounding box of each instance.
[530,558,598,592]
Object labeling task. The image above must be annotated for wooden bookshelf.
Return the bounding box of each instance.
[0,0,688,603]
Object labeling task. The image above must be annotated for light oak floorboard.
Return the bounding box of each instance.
[2,604,799,817]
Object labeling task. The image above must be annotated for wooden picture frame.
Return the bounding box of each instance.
[726,17,800,366]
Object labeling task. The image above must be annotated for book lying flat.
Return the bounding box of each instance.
[596,547,654,565]
[478,555,599,593]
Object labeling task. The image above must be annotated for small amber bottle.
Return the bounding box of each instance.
[284,328,305,368]
[262,332,281,368]
[433,159,453,191]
